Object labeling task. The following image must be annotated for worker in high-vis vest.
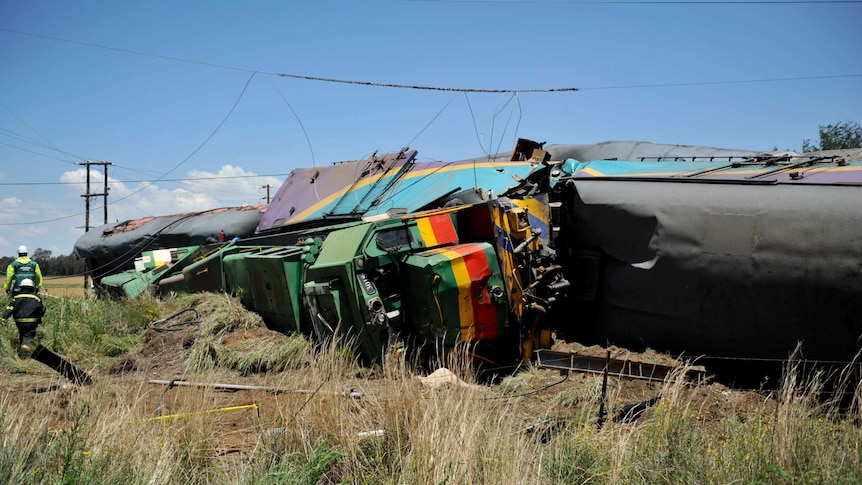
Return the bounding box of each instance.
[2,278,46,359]
[4,245,43,297]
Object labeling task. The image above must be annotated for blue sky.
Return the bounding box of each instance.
[1,0,861,257]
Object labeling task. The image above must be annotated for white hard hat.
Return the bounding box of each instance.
[17,245,27,254]
[20,278,35,288]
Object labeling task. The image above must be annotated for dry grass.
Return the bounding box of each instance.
[1,276,89,298]
[1,294,862,484]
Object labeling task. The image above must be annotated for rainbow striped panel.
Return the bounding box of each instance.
[405,242,506,343]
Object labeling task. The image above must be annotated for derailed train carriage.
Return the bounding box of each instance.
[75,140,862,380]
[554,148,862,384]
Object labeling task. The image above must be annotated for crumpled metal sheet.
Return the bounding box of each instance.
[256,150,543,233]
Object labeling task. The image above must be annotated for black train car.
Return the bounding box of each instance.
[551,148,862,387]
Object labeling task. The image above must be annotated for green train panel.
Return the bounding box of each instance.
[401,242,509,346]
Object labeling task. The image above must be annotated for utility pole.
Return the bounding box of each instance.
[262,184,271,203]
[80,161,112,294]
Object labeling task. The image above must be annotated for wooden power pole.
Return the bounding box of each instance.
[80,161,112,294]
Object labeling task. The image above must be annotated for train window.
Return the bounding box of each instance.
[375,227,412,252]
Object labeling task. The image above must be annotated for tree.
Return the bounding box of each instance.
[32,248,52,262]
[1,250,86,277]
[802,121,862,152]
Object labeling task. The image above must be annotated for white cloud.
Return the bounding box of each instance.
[59,165,265,222]
[0,195,64,228]
[0,164,282,257]
[0,197,22,223]
[183,164,282,205]
[0,205,66,256]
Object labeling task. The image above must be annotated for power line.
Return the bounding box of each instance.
[0,173,292,186]
[74,72,260,216]
[0,72,259,227]
[1,22,856,232]
[580,73,862,90]
[1,100,81,166]
[261,73,318,168]
[274,72,578,93]
[406,0,862,3]
[2,26,858,94]
[0,141,85,164]
[0,127,56,148]
[0,27,576,93]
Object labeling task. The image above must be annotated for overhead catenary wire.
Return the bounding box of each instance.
[0,27,578,93]
[260,72,322,202]
[274,72,579,93]
[2,26,856,187]
[262,73,317,169]
[488,92,523,162]
[405,94,460,149]
[2,27,859,92]
[464,93,486,162]
[1,23,858,252]
[579,73,862,90]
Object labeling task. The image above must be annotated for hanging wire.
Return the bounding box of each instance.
[0,72,258,227]
[492,93,522,157]
[405,94,460,148]
[261,73,317,169]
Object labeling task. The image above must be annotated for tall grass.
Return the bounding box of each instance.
[37,293,158,361]
[2,294,862,483]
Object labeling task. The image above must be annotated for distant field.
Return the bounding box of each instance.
[1,275,90,298]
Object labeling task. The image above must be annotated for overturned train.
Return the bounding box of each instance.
[77,140,862,377]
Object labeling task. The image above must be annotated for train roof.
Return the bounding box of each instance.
[564,149,862,185]
[256,148,546,234]
[74,204,267,260]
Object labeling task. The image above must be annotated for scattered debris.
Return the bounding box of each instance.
[535,349,706,383]
[146,402,261,422]
[517,417,570,444]
[30,344,92,385]
[613,397,660,423]
[148,379,361,398]
[416,368,476,389]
